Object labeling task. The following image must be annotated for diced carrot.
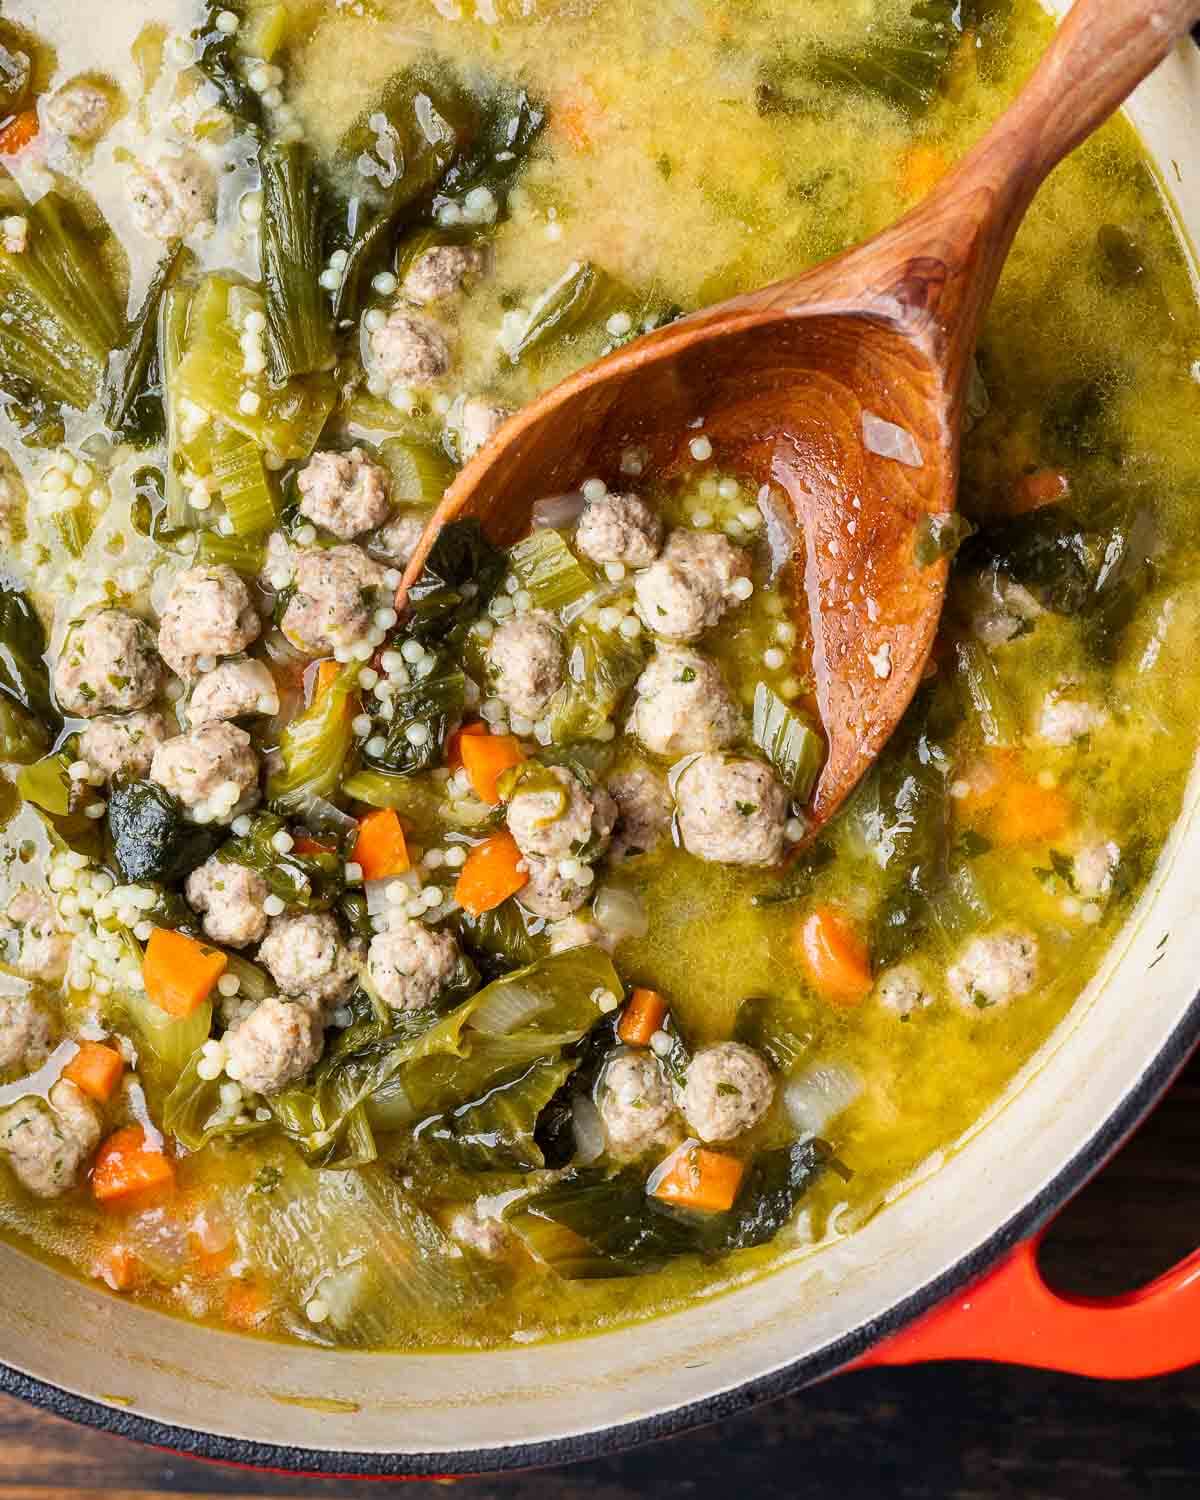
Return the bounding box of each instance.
[618,988,669,1047]
[899,143,949,199]
[798,906,873,1006]
[992,781,1072,845]
[1012,467,1070,514]
[352,807,410,880]
[292,835,332,857]
[447,719,488,771]
[314,659,341,697]
[63,1041,125,1103]
[650,1142,745,1213]
[552,83,603,151]
[225,1280,269,1330]
[93,1243,141,1292]
[91,1126,176,1205]
[0,109,39,157]
[142,927,227,1018]
[455,831,528,915]
[460,731,525,805]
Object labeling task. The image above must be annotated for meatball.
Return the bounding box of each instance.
[296,448,392,540]
[259,912,358,1009]
[634,529,751,641]
[223,998,323,1097]
[54,609,163,717]
[947,930,1039,1011]
[607,767,671,860]
[188,660,279,726]
[575,492,664,569]
[403,244,486,305]
[44,77,113,141]
[5,890,71,984]
[280,545,387,656]
[150,721,260,824]
[630,645,742,757]
[1073,838,1121,901]
[876,964,933,1017]
[507,765,615,862]
[368,511,427,569]
[674,754,788,866]
[1036,692,1109,746]
[367,916,460,1011]
[488,612,564,721]
[448,1209,510,1259]
[516,856,591,920]
[0,1080,100,1198]
[185,855,270,948]
[126,151,214,240]
[367,310,450,387]
[0,988,50,1073]
[681,1042,774,1143]
[77,711,168,782]
[157,565,261,681]
[450,397,510,463]
[597,1050,677,1157]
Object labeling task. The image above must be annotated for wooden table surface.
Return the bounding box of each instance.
[3,1058,1199,1500]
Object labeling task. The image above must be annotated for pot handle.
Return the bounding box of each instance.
[852,1231,1200,1379]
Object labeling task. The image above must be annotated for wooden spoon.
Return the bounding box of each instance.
[401,0,1200,830]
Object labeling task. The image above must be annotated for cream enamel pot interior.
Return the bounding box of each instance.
[5,7,1200,1481]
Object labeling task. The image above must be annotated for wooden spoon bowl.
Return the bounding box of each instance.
[401,0,1200,832]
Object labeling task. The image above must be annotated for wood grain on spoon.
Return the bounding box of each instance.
[400,0,1200,831]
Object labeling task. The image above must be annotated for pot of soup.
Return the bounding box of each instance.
[0,0,1198,1479]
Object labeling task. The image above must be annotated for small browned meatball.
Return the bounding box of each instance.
[297,448,392,540]
[150,722,260,824]
[280,546,388,657]
[488,612,564,721]
[187,660,279,726]
[157,566,261,681]
[506,766,615,862]
[185,855,270,948]
[78,711,169,781]
[634,529,751,641]
[575,492,663,569]
[367,311,450,387]
[258,912,358,1009]
[607,767,671,860]
[403,244,486,305]
[126,151,214,240]
[54,609,163,717]
[367,916,460,1011]
[674,754,788,866]
[0,1080,100,1197]
[223,998,323,1096]
[681,1042,774,1142]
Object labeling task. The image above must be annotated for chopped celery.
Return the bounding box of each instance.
[342,767,442,819]
[377,438,453,505]
[954,639,1015,747]
[220,811,344,910]
[0,188,124,413]
[416,1056,575,1172]
[118,980,213,1094]
[267,659,359,813]
[751,683,825,803]
[194,529,268,575]
[260,144,335,382]
[0,579,56,730]
[362,642,464,776]
[191,2,263,126]
[545,619,645,745]
[50,502,94,560]
[160,281,211,528]
[220,949,273,1003]
[174,275,335,459]
[239,1154,495,1345]
[506,260,628,364]
[209,426,277,535]
[102,245,184,446]
[238,0,289,60]
[507,528,595,614]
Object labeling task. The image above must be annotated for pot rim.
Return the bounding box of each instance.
[1,985,1196,1479]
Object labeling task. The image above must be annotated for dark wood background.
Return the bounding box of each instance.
[4,1057,1199,1500]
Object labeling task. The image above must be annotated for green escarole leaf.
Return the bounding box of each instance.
[507,1138,836,1278]
[0,580,56,730]
[267,660,360,814]
[218,811,345,910]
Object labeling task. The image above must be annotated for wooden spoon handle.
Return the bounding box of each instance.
[997,0,1200,182]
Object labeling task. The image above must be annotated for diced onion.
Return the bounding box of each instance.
[570,1092,606,1165]
[531,491,587,530]
[783,1063,862,1140]
[862,411,923,468]
[471,982,551,1036]
[593,884,648,942]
